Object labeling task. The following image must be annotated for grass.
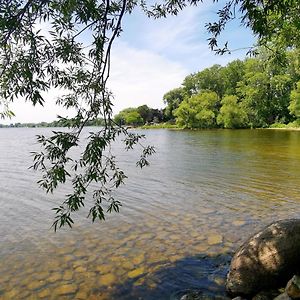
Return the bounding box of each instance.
[269,120,300,130]
[140,123,180,129]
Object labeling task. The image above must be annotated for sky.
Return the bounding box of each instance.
[3,2,255,124]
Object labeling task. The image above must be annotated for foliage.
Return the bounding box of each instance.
[0,0,156,230]
[149,0,299,54]
[163,88,185,121]
[175,91,219,128]
[141,122,179,129]
[183,65,225,99]
[217,95,247,129]
[164,47,299,129]
[114,106,164,126]
[289,82,300,118]
[269,123,287,129]
[114,108,143,126]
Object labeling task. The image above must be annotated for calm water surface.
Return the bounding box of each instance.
[0,128,300,299]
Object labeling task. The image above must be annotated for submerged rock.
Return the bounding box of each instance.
[207,234,223,246]
[226,219,300,296]
[128,267,145,279]
[251,290,280,300]
[98,273,116,286]
[286,275,300,299]
[54,283,77,295]
[179,290,230,300]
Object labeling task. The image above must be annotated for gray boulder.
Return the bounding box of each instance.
[226,219,300,296]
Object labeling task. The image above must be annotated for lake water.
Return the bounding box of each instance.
[0,128,300,300]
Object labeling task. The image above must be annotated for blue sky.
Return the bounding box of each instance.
[5,2,255,124]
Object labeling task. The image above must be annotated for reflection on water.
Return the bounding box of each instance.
[0,128,299,299]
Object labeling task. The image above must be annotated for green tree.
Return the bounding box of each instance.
[163,87,185,121]
[114,108,144,126]
[183,65,225,99]
[175,91,219,128]
[237,53,293,127]
[137,105,151,124]
[217,95,247,129]
[289,82,300,119]
[124,110,143,126]
[0,0,156,229]
[222,60,245,96]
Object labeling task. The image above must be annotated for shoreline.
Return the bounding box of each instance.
[265,127,300,131]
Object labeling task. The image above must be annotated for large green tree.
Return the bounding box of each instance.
[217,95,247,129]
[0,0,299,228]
[175,91,219,128]
[114,107,144,126]
[163,87,185,121]
[289,82,300,119]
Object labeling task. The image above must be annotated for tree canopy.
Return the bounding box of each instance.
[162,48,300,129]
[0,0,299,229]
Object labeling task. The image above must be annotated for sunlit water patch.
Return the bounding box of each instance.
[0,128,299,299]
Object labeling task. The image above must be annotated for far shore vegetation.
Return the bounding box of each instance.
[113,48,300,131]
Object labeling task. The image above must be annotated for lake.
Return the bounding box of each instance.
[0,128,299,299]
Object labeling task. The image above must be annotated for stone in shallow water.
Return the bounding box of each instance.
[133,277,145,286]
[179,290,229,300]
[75,290,88,299]
[63,255,74,262]
[38,288,51,298]
[132,254,145,265]
[232,220,246,226]
[207,234,223,245]
[47,272,62,283]
[214,276,225,286]
[95,264,112,274]
[201,208,216,214]
[44,260,61,272]
[169,254,182,263]
[194,244,209,253]
[18,290,31,299]
[62,270,73,281]
[34,271,50,281]
[75,266,87,273]
[4,289,20,298]
[54,283,77,295]
[121,260,134,270]
[27,280,46,290]
[98,273,116,286]
[128,267,145,279]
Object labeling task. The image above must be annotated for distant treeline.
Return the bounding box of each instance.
[115,48,300,129]
[0,118,105,128]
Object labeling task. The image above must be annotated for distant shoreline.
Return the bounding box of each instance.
[1,122,300,131]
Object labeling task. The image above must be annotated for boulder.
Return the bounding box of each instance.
[274,293,292,300]
[286,275,300,299]
[226,219,300,296]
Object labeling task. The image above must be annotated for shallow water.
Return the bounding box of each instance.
[0,128,299,299]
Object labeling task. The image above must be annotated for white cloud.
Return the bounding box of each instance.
[109,41,188,112]
[2,90,71,125]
